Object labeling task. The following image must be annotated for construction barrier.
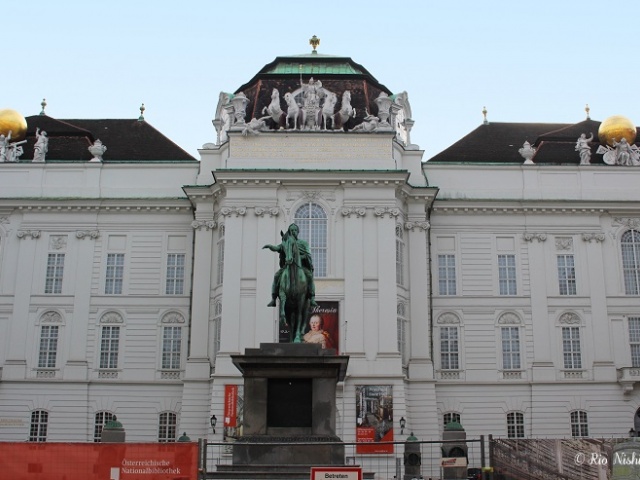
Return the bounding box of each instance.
[0,442,198,480]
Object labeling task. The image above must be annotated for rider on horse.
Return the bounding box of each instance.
[264,223,318,308]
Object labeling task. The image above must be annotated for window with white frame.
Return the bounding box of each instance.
[99,325,120,369]
[562,326,582,369]
[440,326,459,370]
[165,253,185,295]
[498,254,517,295]
[622,230,640,295]
[105,253,124,294]
[216,224,225,285]
[507,412,525,438]
[396,224,405,286]
[38,325,59,368]
[443,412,461,429]
[45,253,65,294]
[629,317,640,368]
[29,410,48,442]
[438,254,456,295]
[212,301,222,360]
[161,326,182,370]
[397,302,408,366]
[294,202,327,277]
[557,254,577,295]
[570,410,589,437]
[158,412,177,442]
[93,411,115,442]
[501,326,521,370]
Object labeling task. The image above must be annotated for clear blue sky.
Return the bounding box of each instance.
[6,0,640,159]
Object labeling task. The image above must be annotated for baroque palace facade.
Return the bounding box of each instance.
[1,50,640,464]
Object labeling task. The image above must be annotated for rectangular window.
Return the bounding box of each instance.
[165,253,185,295]
[501,326,521,370]
[557,254,577,295]
[507,412,525,438]
[29,410,48,442]
[629,317,640,368]
[570,410,589,437]
[216,226,225,285]
[99,326,120,369]
[161,326,182,370]
[498,254,517,295]
[105,253,124,294]
[158,412,177,442]
[38,325,59,368]
[397,313,408,366]
[562,326,582,369]
[440,326,459,370]
[438,254,457,295]
[45,253,65,294]
[396,226,405,286]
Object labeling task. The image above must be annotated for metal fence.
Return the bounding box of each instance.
[201,437,486,480]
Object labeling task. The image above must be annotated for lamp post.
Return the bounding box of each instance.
[400,417,406,435]
[210,415,217,435]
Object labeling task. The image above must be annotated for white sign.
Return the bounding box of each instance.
[310,467,363,480]
[441,457,468,467]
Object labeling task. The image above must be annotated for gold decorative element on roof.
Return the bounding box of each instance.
[482,106,488,125]
[598,115,636,147]
[585,103,590,120]
[138,103,145,122]
[309,35,320,54]
[0,109,28,141]
[40,98,47,115]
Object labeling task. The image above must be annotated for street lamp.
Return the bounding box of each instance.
[210,415,217,434]
[630,427,636,438]
[400,417,406,435]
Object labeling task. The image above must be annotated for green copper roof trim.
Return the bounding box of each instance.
[266,61,362,75]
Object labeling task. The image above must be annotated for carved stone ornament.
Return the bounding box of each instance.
[0,216,8,225]
[613,218,640,230]
[220,207,247,217]
[522,232,547,242]
[404,221,430,231]
[581,232,605,243]
[16,230,41,239]
[88,139,107,162]
[254,207,280,217]
[559,312,581,325]
[49,235,67,250]
[191,220,217,230]
[229,92,250,128]
[555,237,573,251]
[41,311,62,323]
[100,312,123,324]
[341,207,366,218]
[374,206,400,218]
[161,312,185,324]
[518,141,536,164]
[498,312,521,325]
[437,312,461,324]
[76,230,100,239]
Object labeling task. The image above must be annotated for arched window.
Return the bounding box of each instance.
[158,412,177,442]
[94,411,115,442]
[622,230,640,295]
[29,410,48,442]
[443,412,461,429]
[507,412,525,438]
[294,203,327,277]
[570,410,588,437]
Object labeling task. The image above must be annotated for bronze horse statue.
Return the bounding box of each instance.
[277,230,309,342]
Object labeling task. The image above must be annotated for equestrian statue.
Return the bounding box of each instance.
[263,223,318,343]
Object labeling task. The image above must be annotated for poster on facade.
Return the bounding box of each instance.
[303,301,339,352]
[355,385,394,453]
[223,384,244,447]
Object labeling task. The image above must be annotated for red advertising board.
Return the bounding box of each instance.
[0,442,198,480]
[224,384,238,427]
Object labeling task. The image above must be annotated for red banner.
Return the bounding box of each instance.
[0,442,198,480]
[224,384,238,427]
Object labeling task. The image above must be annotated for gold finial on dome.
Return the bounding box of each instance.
[309,35,320,54]
[598,115,636,147]
[138,103,145,122]
[0,109,28,142]
[585,103,590,120]
[482,106,488,125]
[40,98,47,116]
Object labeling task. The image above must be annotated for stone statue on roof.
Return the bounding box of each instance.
[33,128,48,163]
[575,133,593,165]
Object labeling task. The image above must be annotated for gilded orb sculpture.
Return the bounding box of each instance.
[0,109,28,142]
[598,115,637,147]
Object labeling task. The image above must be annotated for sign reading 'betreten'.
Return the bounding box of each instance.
[310,467,362,480]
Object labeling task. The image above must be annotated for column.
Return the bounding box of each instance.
[376,207,400,355]
[342,206,365,354]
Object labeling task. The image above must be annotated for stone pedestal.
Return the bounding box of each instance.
[229,343,349,467]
